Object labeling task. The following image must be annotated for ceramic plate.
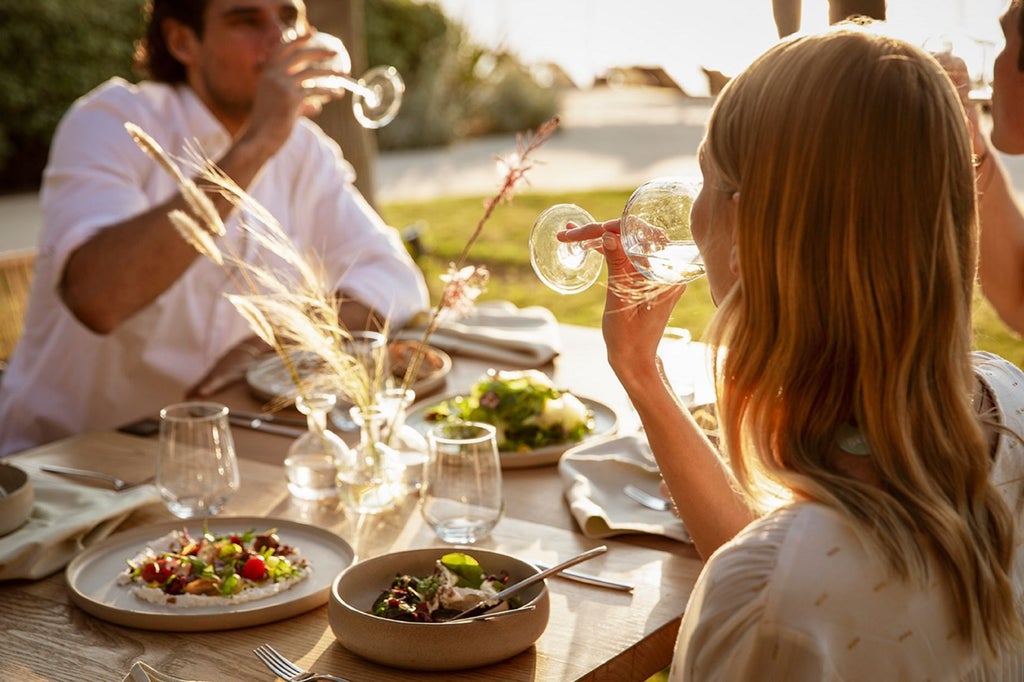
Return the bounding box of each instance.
[65,516,355,632]
[404,394,618,469]
[246,344,453,404]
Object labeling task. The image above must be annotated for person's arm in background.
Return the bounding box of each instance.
[772,0,802,38]
[937,52,1024,334]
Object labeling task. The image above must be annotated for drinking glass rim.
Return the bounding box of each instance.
[427,421,496,445]
[159,401,229,422]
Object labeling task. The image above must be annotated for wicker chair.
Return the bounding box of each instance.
[0,250,35,372]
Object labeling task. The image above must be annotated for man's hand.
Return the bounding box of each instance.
[187,337,272,398]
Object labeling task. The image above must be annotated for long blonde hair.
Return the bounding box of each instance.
[703,27,1022,659]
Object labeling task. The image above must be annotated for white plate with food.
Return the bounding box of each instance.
[65,516,355,631]
[246,342,453,404]
[404,370,618,469]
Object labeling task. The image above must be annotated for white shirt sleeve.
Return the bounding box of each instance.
[286,121,429,328]
[671,512,833,682]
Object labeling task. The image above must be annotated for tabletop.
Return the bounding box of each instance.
[0,324,706,681]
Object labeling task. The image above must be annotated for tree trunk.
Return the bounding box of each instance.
[306,0,379,209]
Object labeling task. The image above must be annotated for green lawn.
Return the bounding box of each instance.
[382,189,1024,367]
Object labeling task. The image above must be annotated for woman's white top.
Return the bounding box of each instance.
[671,351,1024,681]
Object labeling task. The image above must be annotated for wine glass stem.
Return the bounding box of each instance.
[326,74,376,101]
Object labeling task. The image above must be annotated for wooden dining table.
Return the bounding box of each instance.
[0,324,704,681]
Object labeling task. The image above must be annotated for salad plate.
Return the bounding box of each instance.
[405,394,618,469]
[65,516,355,632]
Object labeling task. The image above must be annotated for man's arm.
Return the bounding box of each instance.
[60,36,334,334]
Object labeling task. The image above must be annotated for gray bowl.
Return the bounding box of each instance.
[329,547,550,671]
[0,464,34,536]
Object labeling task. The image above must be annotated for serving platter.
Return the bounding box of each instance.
[404,394,618,469]
[65,516,355,631]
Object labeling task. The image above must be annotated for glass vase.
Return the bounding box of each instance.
[376,387,429,492]
[285,393,347,500]
[336,405,407,514]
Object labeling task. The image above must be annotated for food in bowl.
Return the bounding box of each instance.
[0,464,33,536]
[373,551,520,622]
[329,547,550,671]
[118,527,310,606]
[388,340,447,383]
[424,369,594,452]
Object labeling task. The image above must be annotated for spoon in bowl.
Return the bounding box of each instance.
[444,545,608,622]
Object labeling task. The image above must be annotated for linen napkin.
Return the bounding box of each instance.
[123,661,208,682]
[396,300,561,367]
[558,432,691,543]
[0,461,161,581]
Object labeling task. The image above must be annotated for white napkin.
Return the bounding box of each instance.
[558,432,691,543]
[123,661,208,682]
[0,462,161,580]
[397,300,561,367]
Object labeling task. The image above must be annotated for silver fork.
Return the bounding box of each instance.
[624,483,673,511]
[253,644,350,682]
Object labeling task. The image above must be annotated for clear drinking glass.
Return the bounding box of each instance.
[288,30,405,128]
[530,176,705,294]
[332,330,390,431]
[421,422,503,543]
[157,402,240,519]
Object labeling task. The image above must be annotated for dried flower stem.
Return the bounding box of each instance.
[385,117,560,443]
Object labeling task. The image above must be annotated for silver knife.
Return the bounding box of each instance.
[229,410,307,428]
[227,415,306,438]
[533,562,634,592]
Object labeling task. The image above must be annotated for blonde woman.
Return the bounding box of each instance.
[562,27,1024,679]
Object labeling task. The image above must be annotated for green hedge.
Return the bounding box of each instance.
[0,0,559,191]
[0,0,145,191]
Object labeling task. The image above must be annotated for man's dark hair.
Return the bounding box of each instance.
[133,0,208,83]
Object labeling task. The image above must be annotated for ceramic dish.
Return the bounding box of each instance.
[65,516,355,632]
[404,394,618,469]
[245,343,453,403]
[328,547,550,671]
[0,464,33,536]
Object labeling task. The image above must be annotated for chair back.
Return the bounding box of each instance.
[0,249,35,367]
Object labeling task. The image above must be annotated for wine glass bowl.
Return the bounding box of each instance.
[529,204,602,294]
[293,31,405,128]
[620,177,705,285]
[529,176,705,294]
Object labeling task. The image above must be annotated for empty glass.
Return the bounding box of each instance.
[421,422,503,543]
[156,402,240,519]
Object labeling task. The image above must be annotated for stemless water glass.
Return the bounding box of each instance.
[530,176,705,294]
[156,402,240,519]
[421,422,503,544]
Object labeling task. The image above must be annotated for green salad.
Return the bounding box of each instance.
[424,369,594,452]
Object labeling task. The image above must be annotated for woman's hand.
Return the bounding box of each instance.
[557,220,686,388]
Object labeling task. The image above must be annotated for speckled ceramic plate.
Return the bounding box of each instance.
[65,516,355,632]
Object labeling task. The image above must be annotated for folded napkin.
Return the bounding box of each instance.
[397,300,561,367]
[558,432,691,543]
[0,462,161,581]
[123,661,207,682]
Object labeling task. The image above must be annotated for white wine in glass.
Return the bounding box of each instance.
[293,31,405,129]
[529,176,705,294]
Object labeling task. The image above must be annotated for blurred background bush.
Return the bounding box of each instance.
[0,0,560,192]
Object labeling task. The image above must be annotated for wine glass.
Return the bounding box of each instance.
[290,30,405,129]
[924,32,993,106]
[529,176,705,294]
[156,402,240,519]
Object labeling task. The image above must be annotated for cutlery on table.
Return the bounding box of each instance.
[446,545,609,621]
[229,410,307,428]
[39,465,153,491]
[228,414,306,438]
[624,484,673,512]
[532,562,634,592]
[253,644,350,682]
